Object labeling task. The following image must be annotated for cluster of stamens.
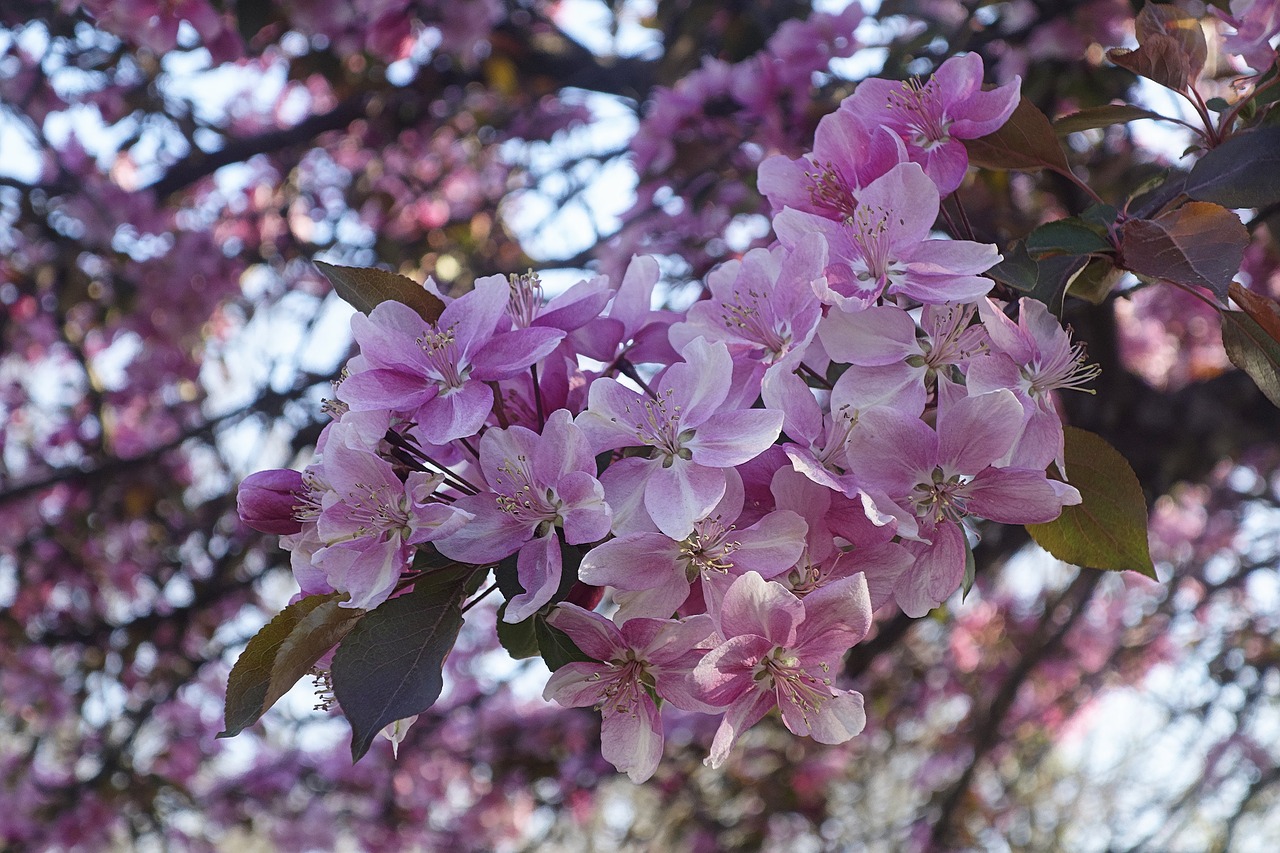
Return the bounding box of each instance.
[1026,337,1101,397]
[679,517,741,579]
[805,160,858,219]
[887,77,950,149]
[721,288,790,360]
[756,647,833,726]
[910,468,970,525]
[588,655,650,717]
[344,480,410,538]
[624,389,690,462]
[493,454,559,528]
[507,270,543,329]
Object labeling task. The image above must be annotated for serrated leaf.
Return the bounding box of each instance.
[1184,127,1280,209]
[1107,34,1190,93]
[1135,3,1206,82]
[1221,308,1280,408]
[331,574,470,760]
[1026,218,1113,258]
[963,97,1073,177]
[220,592,365,738]
[1120,201,1248,299]
[535,618,596,671]
[315,261,445,324]
[1053,104,1168,136]
[1027,427,1155,578]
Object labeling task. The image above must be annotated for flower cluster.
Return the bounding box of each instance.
[240,55,1092,781]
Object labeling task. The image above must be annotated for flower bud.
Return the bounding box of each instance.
[237,469,305,535]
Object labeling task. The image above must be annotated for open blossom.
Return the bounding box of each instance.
[774,162,999,313]
[543,605,715,782]
[693,571,873,768]
[669,235,826,388]
[843,52,1021,194]
[846,390,1081,616]
[436,410,612,622]
[819,302,988,402]
[311,425,474,610]
[757,109,906,220]
[338,275,564,444]
[576,337,784,539]
[968,297,1100,471]
[578,468,808,622]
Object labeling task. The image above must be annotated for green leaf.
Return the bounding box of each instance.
[960,536,977,602]
[535,618,596,671]
[986,241,1086,317]
[1120,201,1249,299]
[1066,257,1125,305]
[220,592,365,738]
[1053,104,1168,136]
[315,261,446,324]
[1026,427,1156,579]
[496,604,541,659]
[1184,127,1280,209]
[1026,218,1113,258]
[331,572,470,760]
[1220,308,1280,409]
[963,97,1073,178]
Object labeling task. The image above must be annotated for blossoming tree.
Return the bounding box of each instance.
[3,0,1280,849]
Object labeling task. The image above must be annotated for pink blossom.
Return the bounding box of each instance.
[339,275,564,444]
[237,469,305,535]
[693,571,872,767]
[843,52,1021,194]
[846,391,1081,616]
[968,297,1100,471]
[436,410,612,622]
[543,605,715,782]
[757,111,906,220]
[311,425,474,610]
[578,469,808,622]
[1212,0,1280,74]
[774,162,999,312]
[576,337,784,539]
[670,235,826,387]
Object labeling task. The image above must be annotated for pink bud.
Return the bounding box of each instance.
[237,469,304,535]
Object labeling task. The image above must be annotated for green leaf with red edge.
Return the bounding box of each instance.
[331,570,471,761]
[1053,104,1169,136]
[1184,127,1280,209]
[1027,427,1156,579]
[963,96,1073,177]
[220,592,366,738]
[1119,201,1248,299]
[1136,3,1207,82]
[1107,33,1190,93]
[1221,287,1280,408]
[315,261,446,324]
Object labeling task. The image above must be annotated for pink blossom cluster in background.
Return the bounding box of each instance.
[240,54,1097,781]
